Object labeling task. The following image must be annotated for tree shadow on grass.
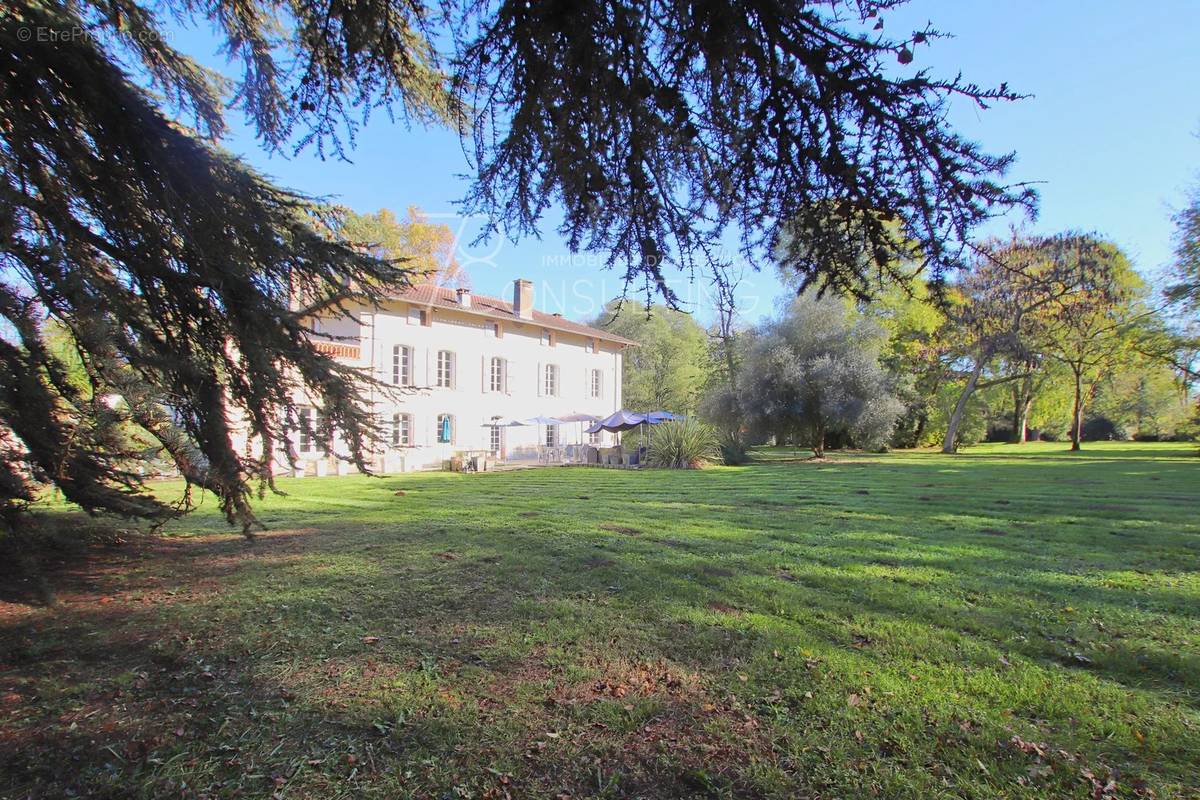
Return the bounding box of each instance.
[3,452,1198,798]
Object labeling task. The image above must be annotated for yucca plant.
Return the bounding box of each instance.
[646,419,720,469]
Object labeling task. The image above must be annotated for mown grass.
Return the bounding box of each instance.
[1,442,1197,799]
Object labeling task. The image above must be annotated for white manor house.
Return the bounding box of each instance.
[264,278,635,474]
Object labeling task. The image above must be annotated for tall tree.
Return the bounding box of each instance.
[854,274,951,447]
[1168,184,1200,316]
[594,302,711,413]
[735,293,902,457]
[939,236,1083,453]
[338,206,469,287]
[1165,179,1200,434]
[3,0,1030,529]
[1036,238,1143,450]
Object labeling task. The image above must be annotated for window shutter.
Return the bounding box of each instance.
[424,348,431,387]
[537,362,543,397]
[505,360,513,395]
[481,355,487,393]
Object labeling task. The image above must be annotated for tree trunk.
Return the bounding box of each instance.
[1070,367,1084,451]
[722,337,739,396]
[1011,372,1033,443]
[942,359,984,454]
[1017,391,1033,443]
[913,411,928,447]
[1009,382,1022,442]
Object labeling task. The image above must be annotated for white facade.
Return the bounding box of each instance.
[275,280,630,474]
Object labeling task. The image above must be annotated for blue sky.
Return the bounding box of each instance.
[173,1,1200,325]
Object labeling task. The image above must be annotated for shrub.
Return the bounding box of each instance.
[733,294,902,457]
[647,419,720,469]
[717,435,750,466]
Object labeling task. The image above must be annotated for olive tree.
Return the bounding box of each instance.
[735,294,902,457]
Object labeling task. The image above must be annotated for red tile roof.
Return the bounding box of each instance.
[395,284,637,346]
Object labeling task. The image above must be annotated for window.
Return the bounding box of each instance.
[544,363,558,396]
[490,425,503,455]
[588,430,601,445]
[436,413,454,444]
[540,329,552,346]
[298,407,314,454]
[391,413,411,447]
[436,350,455,388]
[590,368,602,398]
[545,424,558,447]
[392,345,411,385]
[487,321,502,338]
[489,357,506,393]
[586,338,595,354]
[407,307,424,325]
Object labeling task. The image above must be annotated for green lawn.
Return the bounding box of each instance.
[2,442,1198,798]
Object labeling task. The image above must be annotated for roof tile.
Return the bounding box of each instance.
[395,284,636,346]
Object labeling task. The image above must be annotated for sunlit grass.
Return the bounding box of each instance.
[1,441,1197,798]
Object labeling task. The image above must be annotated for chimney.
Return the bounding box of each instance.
[513,279,534,320]
[455,287,472,309]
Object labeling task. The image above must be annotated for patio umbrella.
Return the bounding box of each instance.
[524,415,566,452]
[558,413,601,453]
[479,417,527,460]
[524,415,566,425]
[591,409,647,433]
[645,410,681,423]
[558,413,600,423]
